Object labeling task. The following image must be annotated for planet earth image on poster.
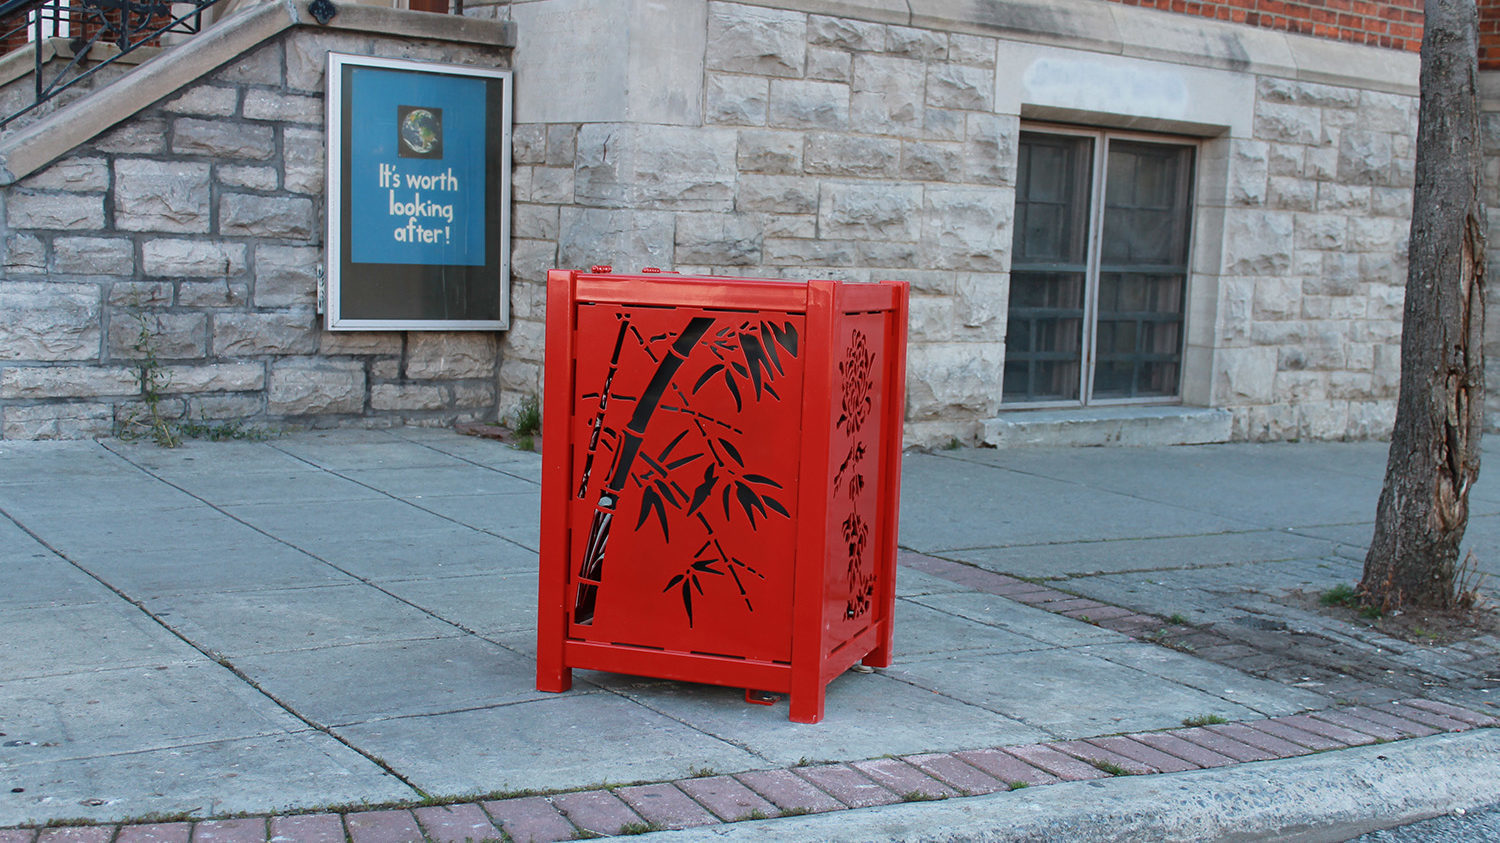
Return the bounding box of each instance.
[400,108,441,156]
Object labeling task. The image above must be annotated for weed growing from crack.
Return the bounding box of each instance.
[1181,714,1229,727]
[1087,760,1131,776]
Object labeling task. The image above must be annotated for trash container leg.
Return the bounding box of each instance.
[789,666,826,724]
[537,662,572,693]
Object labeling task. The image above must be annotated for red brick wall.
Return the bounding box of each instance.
[1481,0,1500,70]
[1107,0,1424,52]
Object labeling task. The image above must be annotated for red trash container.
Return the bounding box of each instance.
[536,268,909,723]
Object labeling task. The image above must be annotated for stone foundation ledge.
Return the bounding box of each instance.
[982,405,1234,448]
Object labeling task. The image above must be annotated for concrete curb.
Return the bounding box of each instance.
[647,729,1500,842]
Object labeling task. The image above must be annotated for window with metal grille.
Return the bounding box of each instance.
[1003,128,1195,406]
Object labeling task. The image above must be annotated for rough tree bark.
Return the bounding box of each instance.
[1360,0,1487,611]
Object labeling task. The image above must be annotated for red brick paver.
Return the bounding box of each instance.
[677,775,778,821]
[345,810,422,843]
[117,824,191,843]
[37,831,112,843]
[1004,744,1109,780]
[1400,698,1498,727]
[1245,719,1346,751]
[1048,740,1155,775]
[191,819,267,843]
[953,747,1059,786]
[1340,705,1441,738]
[1378,701,1475,732]
[851,758,955,799]
[1085,736,1200,773]
[0,832,34,843]
[1203,722,1309,758]
[1309,709,1409,741]
[482,796,576,843]
[1273,714,1378,746]
[615,783,719,829]
[794,764,901,808]
[735,769,847,814]
[902,753,1008,795]
[268,814,344,843]
[1173,727,1278,763]
[552,791,643,836]
[1132,732,1238,768]
[414,804,502,843]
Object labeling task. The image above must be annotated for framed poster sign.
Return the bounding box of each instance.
[326,53,512,331]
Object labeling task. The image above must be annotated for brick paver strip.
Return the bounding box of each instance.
[677,775,779,821]
[1377,702,1474,732]
[615,783,720,829]
[953,748,1059,786]
[191,819,267,843]
[1047,740,1156,775]
[552,790,643,836]
[1004,745,1108,781]
[1131,733,1238,768]
[1203,723,1310,758]
[1274,714,1378,746]
[1339,705,1441,738]
[1246,719,1346,751]
[345,810,423,843]
[414,804,502,843]
[0,832,33,843]
[1086,736,1201,773]
[482,796,577,843]
[1401,698,1498,726]
[117,825,191,843]
[36,831,112,843]
[735,769,847,814]
[1172,727,1278,763]
[794,764,901,808]
[268,814,344,843]
[851,758,956,799]
[902,753,1008,795]
[1309,709,1410,741]
[1063,605,1134,622]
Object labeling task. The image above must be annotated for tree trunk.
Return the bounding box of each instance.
[1360,0,1487,611]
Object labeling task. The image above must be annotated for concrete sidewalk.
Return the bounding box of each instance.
[0,429,1496,840]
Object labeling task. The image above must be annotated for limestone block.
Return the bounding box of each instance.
[901,141,961,181]
[510,238,559,285]
[907,294,956,341]
[804,133,900,177]
[1267,177,1316,212]
[948,34,996,67]
[163,85,238,117]
[107,281,172,307]
[1214,346,1277,404]
[114,160,211,233]
[962,112,1016,185]
[856,240,918,267]
[0,365,136,398]
[1328,371,1373,400]
[955,272,1004,332]
[286,31,373,93]
[1346,400,1395,439]
[513,124,546,165]
[768,79,850,130]
[406,333,498,379]
[1294,213,1345,251]
[253,245,319,308]
[0,282,101,361]
[213,41,283,87]
[576,124,736,211]
[762,213,815,238]
[1345,340,1375,372]
[451,380,498,409]
[529,167,576,204]
[53,237,135,276]
[1371,186,1413,218]
[5,234,46,273]
[1317,183,1371,215]
[1347,216,1405,253]
[1301,294,1364,321]
[1275,370,1327,402]
[1304,144,1339,182]
[1253,102,1320,145]
[1267,144,1302,178]
[513,203,560,241]
[213,310,317,356]
[371,359,400,379]
[179,281,248,307]
[921,186,1010,271]
[706,74,769,125]
[809,15,883,51]
[243,91,323,124]
[92,118,169,155]
[545,125,577,167]
[887,25,946,60]
[172,118,275,160]
[219,194,316,240]
[763,237,856,266]
[1358,90,1415,131]
[1298,400,1349,439]
[143,239,248,278]
[160,362,265,393]
[7,191,105,231]
[372,383,447,411]
[219,166,279,191]
[818,182,921,241]
[1215,276,1254,344]
[851,54,923,133]
[499,356,541,393]
[2,402,113,439]
[1256,76,1297,105]
[108,311,207,359]
[807,46,852,83]
[926,64,992,112]
[19,157,108,192]
[738,173,822,215]
[1338,131,1394,186]
[675,211,762,264]
[1252,276,1301,320]
[283,127,325,195]
[924,107,964,141]
[904,341,1003,420]
[500,317,545,362]
[1227,141,1268,206]
[1366,282,1404,322]
[879,268,954,295]
[187,393,265,420]
[1221,210,1294,275]
[706,2,805,78]
[318,331,402,355]
[736,129,802,173]
[267,359,365,415]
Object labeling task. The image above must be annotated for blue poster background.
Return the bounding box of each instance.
[349,67,487,266]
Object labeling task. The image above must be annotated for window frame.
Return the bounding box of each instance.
[1003,123,1200,410]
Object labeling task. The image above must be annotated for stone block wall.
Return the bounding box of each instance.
[0,26,512,439]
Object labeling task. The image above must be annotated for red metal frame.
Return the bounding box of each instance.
[537,269,908,723]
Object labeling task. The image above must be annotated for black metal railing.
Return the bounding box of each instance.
[0,0,229,129]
